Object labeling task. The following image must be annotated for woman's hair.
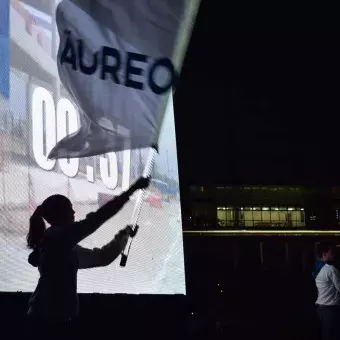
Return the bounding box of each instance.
[27,206,46,249]
[27,195,71,249]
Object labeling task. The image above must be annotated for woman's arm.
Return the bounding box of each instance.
[76,226,131,269]
[60,177,150,248]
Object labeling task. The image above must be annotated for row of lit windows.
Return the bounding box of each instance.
[217,207,304,211]
[217,186,301,192]
[191,186,302,193]
[217,207,305,227]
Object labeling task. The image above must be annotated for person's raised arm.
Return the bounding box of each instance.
[76,226,133,269]
[62,177,150,247]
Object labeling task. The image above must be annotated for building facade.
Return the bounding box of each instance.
[186,185,340,230]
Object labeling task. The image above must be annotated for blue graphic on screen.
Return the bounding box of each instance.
[0,0,10,98]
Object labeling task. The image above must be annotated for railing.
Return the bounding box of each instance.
[183,231,340,272]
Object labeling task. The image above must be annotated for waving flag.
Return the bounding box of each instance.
[48,0,199,159]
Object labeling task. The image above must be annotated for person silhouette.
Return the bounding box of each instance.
[313,242,340,340]
[26,176,150,339]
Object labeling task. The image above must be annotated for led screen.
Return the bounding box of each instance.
[0,0,185,295]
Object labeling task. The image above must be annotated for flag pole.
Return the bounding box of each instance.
[119,0,201,267]
[120,144,158,267]
[119,89,169,268]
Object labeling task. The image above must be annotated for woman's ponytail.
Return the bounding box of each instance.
[27,206,46,249]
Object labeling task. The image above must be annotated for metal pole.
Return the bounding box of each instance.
[120,146,157,267]
[166,149,170,180]
[260,241,264,265]
[27,75,32,216]
[285,242,289,265]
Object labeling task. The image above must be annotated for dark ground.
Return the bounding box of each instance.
[0,234,333,340]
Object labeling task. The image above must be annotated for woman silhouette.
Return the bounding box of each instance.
[26,176,150,339]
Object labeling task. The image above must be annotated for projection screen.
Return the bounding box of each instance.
[0,0,194,295]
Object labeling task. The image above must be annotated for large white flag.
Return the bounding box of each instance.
[48,0,199,159]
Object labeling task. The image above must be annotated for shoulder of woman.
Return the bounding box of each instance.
[42,225,64,243]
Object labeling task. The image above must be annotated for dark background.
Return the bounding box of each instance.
[174,1,340,186]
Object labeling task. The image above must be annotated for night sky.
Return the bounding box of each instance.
[174,1,340,186]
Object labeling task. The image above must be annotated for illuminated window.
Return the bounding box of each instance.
[217,208,235,227]
[217,186,233,190]
[217,206,306,228]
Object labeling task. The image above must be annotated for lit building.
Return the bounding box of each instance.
[185,185,339,230]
